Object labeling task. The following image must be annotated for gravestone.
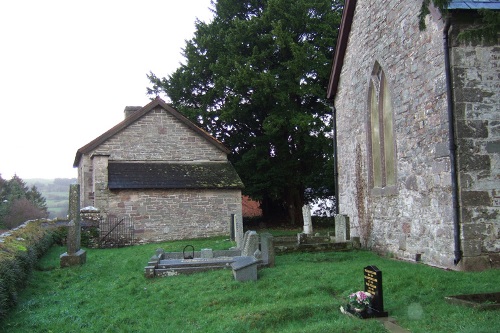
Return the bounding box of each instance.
[201,248,214,259]
[335,214,350,243]
[302,205,313,234]
[260,233,275,267]
[364,265,388,317]
[241,230,251,251]
[232,213,244,249]
[60,184,87,267]
[241,230,259,257]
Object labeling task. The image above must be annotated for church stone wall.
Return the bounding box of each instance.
[335,0,456,269]
[335,0,499,270]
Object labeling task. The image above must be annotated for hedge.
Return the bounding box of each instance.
[0,220,64,320]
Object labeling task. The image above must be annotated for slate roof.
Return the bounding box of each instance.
[73,97,230,167]
[107,162,244,190]
[449,0,500,10]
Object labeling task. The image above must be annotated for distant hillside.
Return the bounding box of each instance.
[26,178,77,219]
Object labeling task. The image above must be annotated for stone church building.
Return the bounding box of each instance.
[328,0,499,270]
[73,97,244,244]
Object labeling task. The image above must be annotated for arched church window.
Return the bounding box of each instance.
[368,63,396,191]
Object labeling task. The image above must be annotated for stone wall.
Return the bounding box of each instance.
[335,0,459,269]
[450,22,500,268]
[105,188,242,243]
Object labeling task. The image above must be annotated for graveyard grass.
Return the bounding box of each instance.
[1,236,499,333]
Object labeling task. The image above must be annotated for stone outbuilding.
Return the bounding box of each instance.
[328,0,499,270]
[73,97,244,244]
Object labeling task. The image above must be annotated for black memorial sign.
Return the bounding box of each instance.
[364,265,388,317]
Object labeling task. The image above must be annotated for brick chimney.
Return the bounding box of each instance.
[124,106,142,118]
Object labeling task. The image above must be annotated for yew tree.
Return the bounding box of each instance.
[148,0,342,224]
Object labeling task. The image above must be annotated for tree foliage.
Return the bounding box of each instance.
[148,0,342,224]
[0,174,48,229]
[457,9,500,43]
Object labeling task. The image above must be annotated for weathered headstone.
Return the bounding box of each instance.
[335,214,350,242]
[241,230,251,251]
[241,231,259,257]
[201,248,214,259]
[364,265,388,317]
[60,184,87,267]
[302,205,313,234]
[233,213,244,249]
[260,233,275,267]
[155,248,165,259]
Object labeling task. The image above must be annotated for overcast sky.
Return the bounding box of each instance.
[0,0,214,180]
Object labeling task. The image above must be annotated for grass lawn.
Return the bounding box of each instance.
[0,236,498,332]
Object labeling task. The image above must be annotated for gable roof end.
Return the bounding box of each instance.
[73,97,230,167]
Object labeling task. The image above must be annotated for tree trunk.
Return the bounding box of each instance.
[286,187,304,227]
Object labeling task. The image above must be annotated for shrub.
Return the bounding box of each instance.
[81,226,99,248]
[3,198,48,229]
[0,220,59,321]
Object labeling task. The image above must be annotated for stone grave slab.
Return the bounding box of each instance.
[445,292,500,310]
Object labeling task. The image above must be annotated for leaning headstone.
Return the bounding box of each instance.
[335,214,350,243]
[364,265,388,317]
[241,230,252,253]
[302,205,313,234]
[241,231,259,257]
[60,184,87,267]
